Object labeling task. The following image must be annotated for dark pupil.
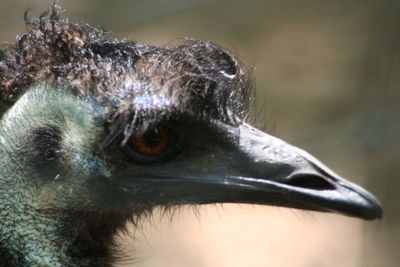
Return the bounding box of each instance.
[143,130,161,147]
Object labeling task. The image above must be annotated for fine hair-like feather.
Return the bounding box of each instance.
[0,5,254,141]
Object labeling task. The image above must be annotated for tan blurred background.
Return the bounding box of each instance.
[0,0,398,266]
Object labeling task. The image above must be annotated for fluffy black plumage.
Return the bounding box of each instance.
[0,5,253,140]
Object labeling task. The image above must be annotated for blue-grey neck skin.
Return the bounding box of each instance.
[0,85,115,267]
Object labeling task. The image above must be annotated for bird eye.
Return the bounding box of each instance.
[131,126,170,156]
[123,125,177,163]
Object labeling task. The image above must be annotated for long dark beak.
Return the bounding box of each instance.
[121,123,382,220]
[226,123,383,220]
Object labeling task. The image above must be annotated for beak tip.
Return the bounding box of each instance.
[344,181,383,220]
[364,198,383,220]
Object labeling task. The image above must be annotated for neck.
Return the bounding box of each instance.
[63,210,131,267]
[0,209,130,267]
[0,85,124,266]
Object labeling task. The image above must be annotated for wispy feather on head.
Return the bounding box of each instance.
[0,4,254,140]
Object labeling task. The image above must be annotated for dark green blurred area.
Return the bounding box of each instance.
[0,0,398,266]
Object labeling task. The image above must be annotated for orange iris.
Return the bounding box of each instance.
[130,126,170,157]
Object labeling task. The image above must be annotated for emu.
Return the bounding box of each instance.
[0,8,381,267]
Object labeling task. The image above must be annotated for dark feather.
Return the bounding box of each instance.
[0,5,254,140]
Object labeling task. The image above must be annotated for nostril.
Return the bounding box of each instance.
[286,174,335,190]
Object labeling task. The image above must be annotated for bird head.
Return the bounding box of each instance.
[0,9,382,221]
[0,9,381,265]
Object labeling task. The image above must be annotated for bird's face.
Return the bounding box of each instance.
[0,15,381,223]
[0,81,381,222]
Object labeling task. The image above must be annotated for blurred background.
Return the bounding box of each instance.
[0,0,398,266]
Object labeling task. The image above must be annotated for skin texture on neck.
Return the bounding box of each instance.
[0,86,124,266]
